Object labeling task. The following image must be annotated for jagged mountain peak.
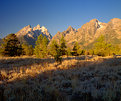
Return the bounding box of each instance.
[78,18,101,32]
[23,25,32,29]
[33,24,41,31]
[27,25,31,28]
[16,24,52,46]
[67,26,73,30]
[36,24,40,28]
[90,19,99,23]
[66,26,75,32]
[16,25,32,36]
[24,25,32,29]
[41,26,48,32]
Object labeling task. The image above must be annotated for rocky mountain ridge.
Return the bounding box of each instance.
[1,18,121,48]
[51,18,121,48]
[16,24,52,46]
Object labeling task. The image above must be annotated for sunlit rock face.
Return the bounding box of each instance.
[51,18,121,48]
[16,24,52,46]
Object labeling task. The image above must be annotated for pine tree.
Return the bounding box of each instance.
[42,36,49,56]
[49,40,62,63]
[60,35,67,55]
[73,42,81,56]
[1,33,22,56]
[34,34,49,58]
[34,34,43,58]
[49,40,60,56]
[66,47,72,56]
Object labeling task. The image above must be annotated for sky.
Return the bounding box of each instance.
[0,0,121,38]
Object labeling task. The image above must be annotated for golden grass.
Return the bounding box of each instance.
[0,55,120,83]
[0,55,121,101]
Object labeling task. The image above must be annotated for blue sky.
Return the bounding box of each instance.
[0,0,121,38]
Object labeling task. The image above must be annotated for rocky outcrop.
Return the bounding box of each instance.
[16,24,52,46]
[51,26,77,46]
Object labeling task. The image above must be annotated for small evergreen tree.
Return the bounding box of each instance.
[1,33,22,56]
[72,42,82,56]
[49,40,62,63]
[49,40,59,56]
[42,36,49,56]
[34,34,49,58]
[66,47,72,56]
[60,35,67,55]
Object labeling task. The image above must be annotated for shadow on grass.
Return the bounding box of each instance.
[0,55,95,70]
[0,57,55,70]
[0,57,121,101]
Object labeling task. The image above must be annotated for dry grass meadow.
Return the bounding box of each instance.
[0,55,121,101]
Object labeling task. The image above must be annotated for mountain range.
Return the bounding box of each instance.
[52,18,121,49]
[1,18,121,48]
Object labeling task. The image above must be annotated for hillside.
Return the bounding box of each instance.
[51,18,121,48]
[16,24,52,46]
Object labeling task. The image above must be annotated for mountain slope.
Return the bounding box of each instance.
[51,18,121,48]
[52,26,76,45]
[16,24,52,46]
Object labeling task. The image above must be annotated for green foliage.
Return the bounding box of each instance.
[49,40,59,56]
[1,33,22,56]
[22,43,33,56]
[49,40,62,63]
[111,45,121,55]
[88,49,94,56]
[72,42,82,56]
[54,49,62,63]
[66,47,72,56]
[34,34,49,58]
[60,35,67,55]
[94,35,116,56]
[85,50,90,55]
[83,49,94,56]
